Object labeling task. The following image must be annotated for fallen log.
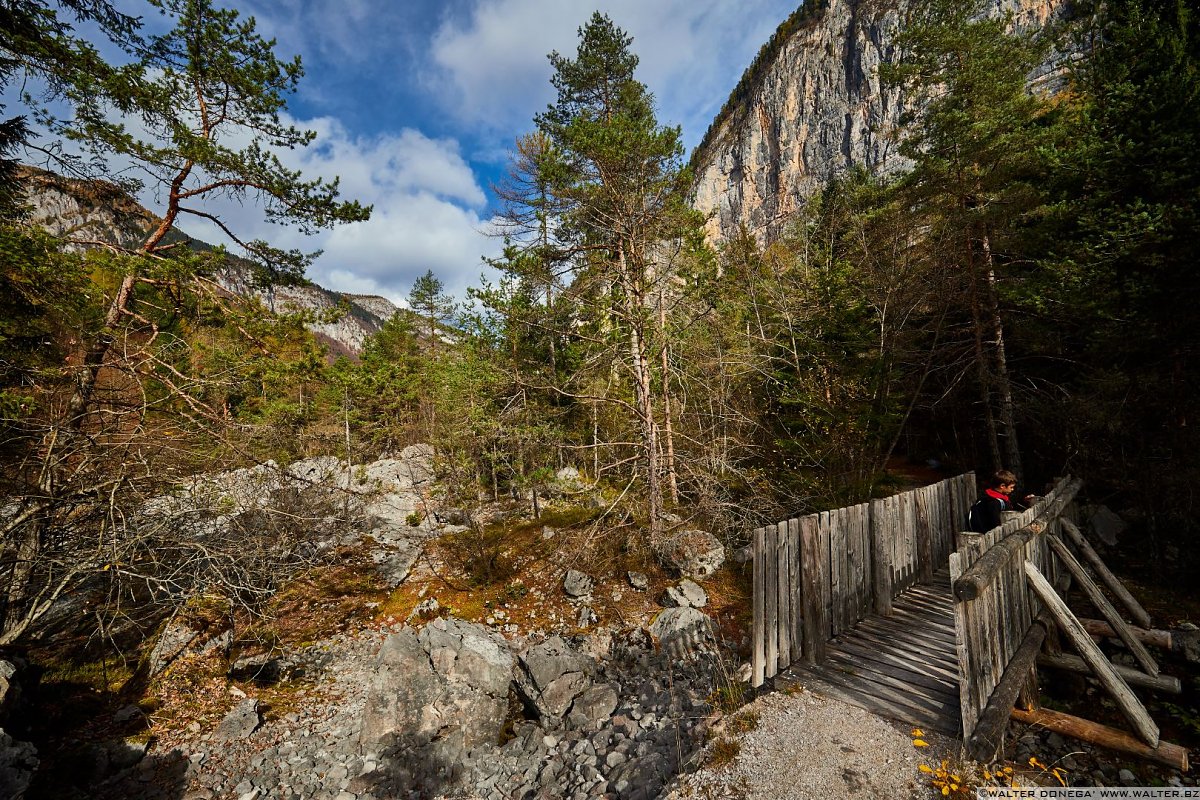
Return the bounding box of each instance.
[1080,618,1171,650]
[1037,652,1181,694]
[1011,707,1189,771]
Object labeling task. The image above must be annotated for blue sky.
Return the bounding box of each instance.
[97,1,801,304]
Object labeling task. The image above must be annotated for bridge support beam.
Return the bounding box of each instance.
[1011,707,1189,772]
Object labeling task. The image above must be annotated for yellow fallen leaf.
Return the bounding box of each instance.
[942,786,950,796]
[912,728,925,737]
[919,764,933,774]
[913,739,930,748]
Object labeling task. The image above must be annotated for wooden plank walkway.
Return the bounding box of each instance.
[776,570,961,736]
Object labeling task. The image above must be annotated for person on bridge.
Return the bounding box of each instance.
[968,470,1023,533]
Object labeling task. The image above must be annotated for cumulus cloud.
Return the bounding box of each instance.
[429,0,798,151]
[174,115,498,305]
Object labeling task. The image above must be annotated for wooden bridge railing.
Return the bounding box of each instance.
[948,477,1080,749]
[750,472,976,687]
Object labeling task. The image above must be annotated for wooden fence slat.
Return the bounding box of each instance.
[950,551,979,738]
[752,526,766,687]
[765,522,779,679]
[789,518,802,662]
[820,511,833,639]
[870,499,893,615]
[916,487,933,582]
[800,515,826,664]
[1025,560,1160,748]
[776,521,791,670]
[829,510,845,635]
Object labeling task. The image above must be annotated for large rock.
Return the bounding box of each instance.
[214,698,261,742]
[563,569,595,599]
[657,530,726,578]
[515,635,595,723]
[146,615,202,678]
[649,607,715,659]
[1087,504,1128,547]
[360,618,514,764]
[0,728,36,800]
[660,579,708,609]
[566,684,619,730]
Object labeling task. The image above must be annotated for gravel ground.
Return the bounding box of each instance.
[664,688,955,800]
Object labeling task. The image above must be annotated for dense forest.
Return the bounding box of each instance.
[1,0,1197,660]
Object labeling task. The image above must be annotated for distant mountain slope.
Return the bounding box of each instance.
[18,166,398,356]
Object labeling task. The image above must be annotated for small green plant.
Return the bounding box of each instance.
[405,510,423,527]
[706,737,741,768]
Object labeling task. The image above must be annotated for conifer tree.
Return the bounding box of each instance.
[528,12,705,538]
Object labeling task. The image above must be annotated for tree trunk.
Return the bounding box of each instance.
[980,232,1022,477]
[620,245,662,538]
[658,286,679,505]
[967,240,1002,472]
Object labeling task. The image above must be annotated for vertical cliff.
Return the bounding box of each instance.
[690,0,1066,244]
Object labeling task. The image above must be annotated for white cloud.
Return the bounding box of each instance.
[172,115,498,305]
[429,0,798,150]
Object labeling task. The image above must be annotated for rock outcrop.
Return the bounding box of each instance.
[691,0,1067,245]
[18,166,399,357]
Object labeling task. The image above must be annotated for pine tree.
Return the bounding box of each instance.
[530,12,705,538]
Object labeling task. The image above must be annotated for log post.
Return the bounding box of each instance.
[1011,708,1187,771]
[1037,653,1181,694]
[1060,518,1152,629]
[1079,618,1172,651]
[965,613,1051,763]
[1024,561,1159,747]
[1046,535,1159,676]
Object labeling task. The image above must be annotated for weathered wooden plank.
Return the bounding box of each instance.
[782,669,961,736]
[1047,534,1159,677]
[823,652,960,709]
[916,487,934,583]
[776,521,792,670]
[1079,618,1173,651]
[829,510,845,636]
[1060,518,1153,629]
[829,639,960,691]
[800,514,826,665]
[819,511,833,639]
[752,526,766,687]
[1024,560,1159,747]
[950,551,979,740]
[808,660,961,721]
[789,518,802,665]
[765,521,779,679]
[871,499,893,615]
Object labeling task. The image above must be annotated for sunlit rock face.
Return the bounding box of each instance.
[690,0,1066,246]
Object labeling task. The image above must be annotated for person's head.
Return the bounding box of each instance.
[991,469,1017,493]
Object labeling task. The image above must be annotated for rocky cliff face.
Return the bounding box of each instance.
[690,0,1065,245]
[18,168,397,356]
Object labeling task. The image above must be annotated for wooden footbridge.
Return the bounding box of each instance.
[750,474,1190,770]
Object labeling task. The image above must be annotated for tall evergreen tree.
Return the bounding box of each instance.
[881,0,1058,477]
[529,12,706,538]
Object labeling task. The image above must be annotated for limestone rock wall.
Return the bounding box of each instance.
[690,0,1065,245]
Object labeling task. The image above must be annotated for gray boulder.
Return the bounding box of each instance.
[214,698,261,742]
[146,615,202,678]
[657,529,725,578]
[359,618,514,763]
[563,569,595,599]
[660,579,708,609]
[1088,504,1128,547]
[566,684,619,730]
[0,728,36,800]
[627,570,649,590]
[515,635,595,722]
[649,607,715,659]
